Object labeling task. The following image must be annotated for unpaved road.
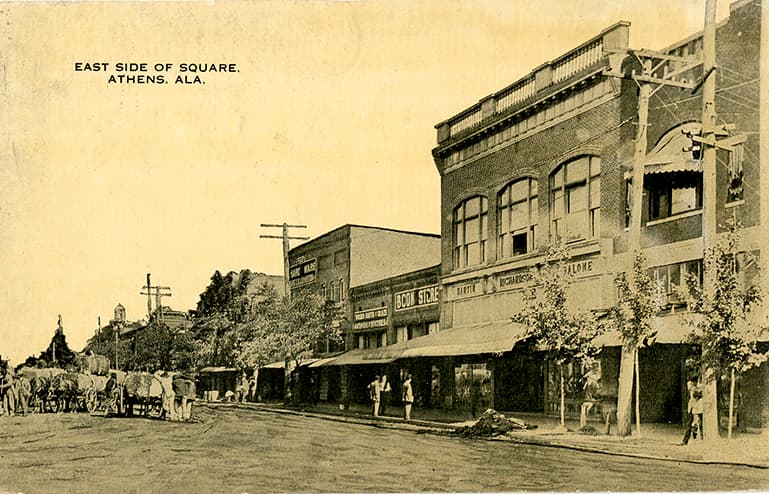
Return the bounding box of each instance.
[0,404,766,493]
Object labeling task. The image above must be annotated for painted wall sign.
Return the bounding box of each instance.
[289,258,317,287]
[566,258,598,278]
[449,280,482,300]
[496,270,533,290]
[353,307,388,330]
[394,284,440,311]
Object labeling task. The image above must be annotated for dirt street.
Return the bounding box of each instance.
[0,404,766,493]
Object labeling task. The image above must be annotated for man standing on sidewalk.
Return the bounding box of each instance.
[402,374,414,421]
[368,375,381,417]
[378,375,391,416]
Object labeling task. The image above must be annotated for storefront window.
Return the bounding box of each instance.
[454,363,492,412]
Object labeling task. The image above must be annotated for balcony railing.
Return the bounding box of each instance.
[436,22,629,144]
[552,39,604,84]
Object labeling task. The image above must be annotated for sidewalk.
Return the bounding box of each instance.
[211,400,769,469]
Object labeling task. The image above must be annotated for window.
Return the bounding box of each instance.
[651,260,702,306]
[453,196,488,269]
[727,144,744,203]
[498,178,538,257]
[647,172,702,221]
[396,326,406,343]
[339,279,345,301]
[329,281,336,302]
[320,283,326,300]
[550,156,600,241]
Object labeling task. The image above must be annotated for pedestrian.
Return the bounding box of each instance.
[690,387,704,441]
[402,374,414,421]
[469,379,481,418]
[368,375,381,417]
[679,379,698,445]
[379,375,391,416]
[580,371,600,429]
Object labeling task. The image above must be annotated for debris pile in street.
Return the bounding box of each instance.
[454,409,536,437]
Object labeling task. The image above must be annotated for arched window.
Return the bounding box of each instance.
[453,196,488,269]
[498,178,538,257]
[330,281,336,302]
[550,156,600,241]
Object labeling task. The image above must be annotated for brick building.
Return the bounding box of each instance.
[431,0,767,428]
[288,224,440,402]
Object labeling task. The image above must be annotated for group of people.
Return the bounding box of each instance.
[368,373,413,420]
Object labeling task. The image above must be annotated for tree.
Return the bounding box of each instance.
[609,252,663,437]
[190,269,256,368]
[238,290,342,403]
[515,244,602,429]
[681,228,767,439]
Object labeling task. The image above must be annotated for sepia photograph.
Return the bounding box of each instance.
[1,0,767,492]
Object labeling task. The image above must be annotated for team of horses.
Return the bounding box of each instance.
[1,357,195,421]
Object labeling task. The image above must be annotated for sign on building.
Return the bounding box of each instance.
[394,284,440,311]
[353,307,388,330]
[289,258,317,287]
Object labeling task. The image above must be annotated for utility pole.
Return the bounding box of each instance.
[260,223,309,299]
[760,0,769,323]
[604,44,702,438]
[699,0,720,442]
[140,274,172,323]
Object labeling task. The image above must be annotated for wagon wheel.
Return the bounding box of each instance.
[86,388,99,414]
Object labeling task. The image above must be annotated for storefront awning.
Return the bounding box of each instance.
[307,356,343,368]
[594,314,702,347]
[320,320,529,366]
[199,366,237,373]
[262,361,285,369]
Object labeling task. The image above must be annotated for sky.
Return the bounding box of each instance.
[0,0,733,366]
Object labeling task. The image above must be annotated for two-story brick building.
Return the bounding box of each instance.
[431,0,767,428]
[287,224,440,403]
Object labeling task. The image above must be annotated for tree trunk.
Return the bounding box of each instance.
[728,367,735,439]
[702,365,719,441]
[616,344,636,436]
[634,350,641,437]
[559,364,566,428]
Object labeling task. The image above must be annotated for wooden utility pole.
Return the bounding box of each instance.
[140,274,172,323]
[699,0,720,442]
[760,0,769,324]
[260,223,309,299]
[604,47,701,437]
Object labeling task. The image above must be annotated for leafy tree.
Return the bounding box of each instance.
[609,252,663,437]
[190,269,257,367]
[238,290,342,403]
[514,244,602,429]
[680,228,767,438]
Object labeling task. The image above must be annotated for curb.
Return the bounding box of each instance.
[205,402,769,469]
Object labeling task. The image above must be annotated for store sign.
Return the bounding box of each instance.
[496,270,533,291]
[566,258,598,279]
[394,284,440,311]
[289,258,317,287]
[353,307,388,330]
[451,280,482,300]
